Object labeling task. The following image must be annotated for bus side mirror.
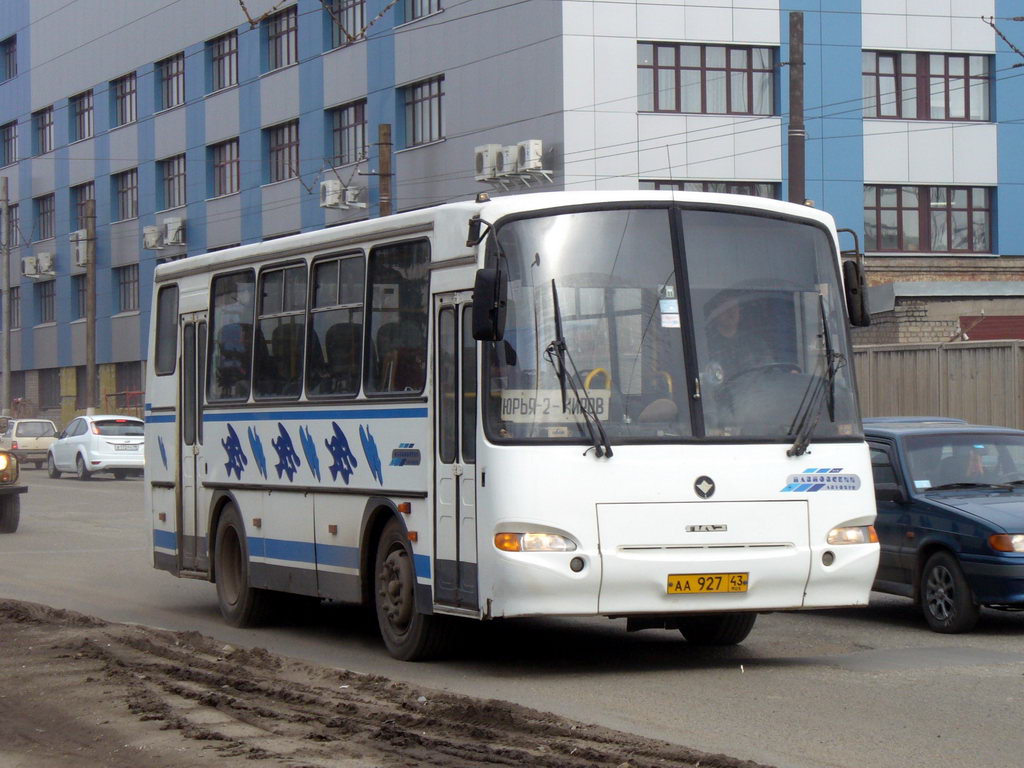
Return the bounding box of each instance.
[842,259,870,327]
[472,268,507,341]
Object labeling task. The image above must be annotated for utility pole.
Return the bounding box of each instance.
[378,123,392,217]
[788,11,806,206]
[85,198,96,413]
[0,176,9,418]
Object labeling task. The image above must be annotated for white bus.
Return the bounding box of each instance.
[146,191,879,660]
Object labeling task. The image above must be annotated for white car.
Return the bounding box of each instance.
[47,415,145,480]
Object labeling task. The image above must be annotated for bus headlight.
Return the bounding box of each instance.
[494,532,577,552]
[989,534,1024,553]
[0,451,18,484]
[827,525,878,545]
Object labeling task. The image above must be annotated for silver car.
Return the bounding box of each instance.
[47,415,145,480]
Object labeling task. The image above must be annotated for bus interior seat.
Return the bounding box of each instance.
[374,319,425,391]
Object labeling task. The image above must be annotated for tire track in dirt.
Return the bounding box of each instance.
[1,600,775,768]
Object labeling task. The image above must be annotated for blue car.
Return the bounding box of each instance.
[864,417,1024,633]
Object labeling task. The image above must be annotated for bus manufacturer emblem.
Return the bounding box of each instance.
[694,476,715,499]
[686,524,727,532]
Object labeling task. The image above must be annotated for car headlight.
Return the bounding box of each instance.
[827,525,878,545]
[494,532,577,552]
[989,534,1024,553]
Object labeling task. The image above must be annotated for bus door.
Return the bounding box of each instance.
[179,311,207,570]
[433,292,479,610]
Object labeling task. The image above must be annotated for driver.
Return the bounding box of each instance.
[703,290,776,384]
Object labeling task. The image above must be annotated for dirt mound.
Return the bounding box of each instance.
[0,599,773,768]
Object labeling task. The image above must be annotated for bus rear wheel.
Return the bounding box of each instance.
[214,504,271,627]
[374,518,450,661]
[678,612,757,645]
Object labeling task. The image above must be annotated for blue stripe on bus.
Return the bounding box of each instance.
[153,529,177,550]
[203,408,428,422]
[152,529,431,579]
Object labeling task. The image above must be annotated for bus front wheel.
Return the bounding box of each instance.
[374,518,450,661]
[214,504,271,627]
[0,495,19,534]
[677,612,757,645]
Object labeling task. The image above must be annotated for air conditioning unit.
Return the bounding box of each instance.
[21,256,37,278]
[320,179,344,208]
[474,144,501,181]
[495,145,518,176]
[36,251,55,275]
[164,217,185,246]
[142,225,163,250]
[344,186,367,208]
[70,229,88,264]
[517,139,544,171]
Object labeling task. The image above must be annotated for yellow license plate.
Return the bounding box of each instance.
[667,572,748,594]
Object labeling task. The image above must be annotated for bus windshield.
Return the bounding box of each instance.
[484,205,861,443]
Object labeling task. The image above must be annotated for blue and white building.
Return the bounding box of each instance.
[0,0,1022,419]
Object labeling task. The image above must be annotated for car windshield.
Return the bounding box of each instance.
[904,432,1024,489]
[16,421,56,438]
[94,420,144,437]
[483,205,861,443]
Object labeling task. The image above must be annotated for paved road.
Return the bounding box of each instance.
[4,472,1024,768]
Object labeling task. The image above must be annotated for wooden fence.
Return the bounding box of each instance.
[853,341,1024,429]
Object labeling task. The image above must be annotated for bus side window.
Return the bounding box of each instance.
[253,263,306,399]
[154,285,179,376]
[366,240,429,395]
[307,253,364,398]
[208,270,256,402]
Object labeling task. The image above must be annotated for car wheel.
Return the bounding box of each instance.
[112,469,127,480]
[0,495,19,534]
[33,461,42,470]
[374,517,451,661]
[677,612,757,645]
[75,455,91,481]
[46,454,60,479]
[920,551,980,633]
[214,504,271,627]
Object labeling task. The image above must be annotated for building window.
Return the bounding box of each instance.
[1,121,16,166]
[73,275,87,320]
[863,51,990,121]
[267,120,299,182]
[116,264,140,313]
[211,138,240,196]
[638,42,774,115]
[115,361,143,397]
[160,154,187,210]
[864,185,992,253]
[208,31,238,92]
[34,194,55,240]
[328,100,366,165]
[265,6,298,71]
[111,73,137,127]
[640,179,779,198]
[39,368,61,408]
[70,90,94,142]
[406,0,439,22]
[33,107,53,155]
[0,36,15,81]
[156,52,185,110]
[405,76,444,147]
[327,0,365,47]
[8,286,20,330]
[71,182,94,232]
[6,203,19,247]
[114,168,138,221]
[37,280,55,324]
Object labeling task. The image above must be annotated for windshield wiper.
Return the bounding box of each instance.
[543,279,613,458]
[929,482,1016,491]
[787,294,846,457]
